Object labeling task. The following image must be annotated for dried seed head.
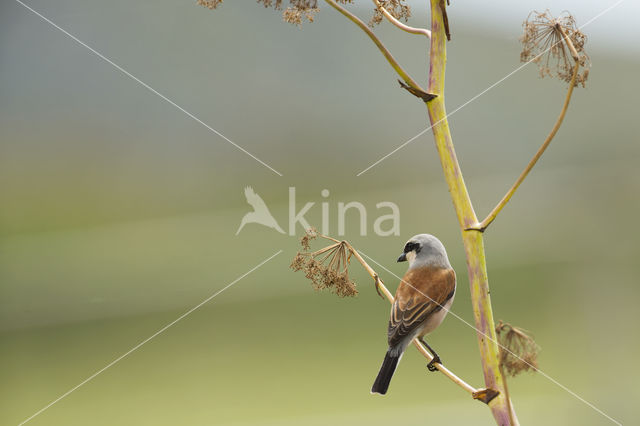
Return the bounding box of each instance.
[290,252,307,271]
[257,0,284,8]
[259,1,323,28]
[370,0,412,28]
[520,10,590,87]
[200,1,375,29]
[197,0,223,10]
[496,321,540,377]
[283,5,319,27]
[300,227,318,251]
[290,230,358,297]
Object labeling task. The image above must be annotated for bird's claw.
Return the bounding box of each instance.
[374,275,385,299]
[427,356,442,372]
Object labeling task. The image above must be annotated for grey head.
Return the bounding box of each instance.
[397,234,451,269]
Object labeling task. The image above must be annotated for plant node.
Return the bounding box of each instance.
[398,80,437,102]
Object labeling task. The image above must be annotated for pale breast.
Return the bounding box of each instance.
[417,295,455,337]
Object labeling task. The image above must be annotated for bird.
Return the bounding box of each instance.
[371,233,456,395]
[236,186,285,235]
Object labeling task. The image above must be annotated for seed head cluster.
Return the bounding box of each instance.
[521,10,589,87]
[496,321,540,377]
[282,5,319,27]
[290,228,358,297]
[200,0,420,28]
[369,0,411,28]
[197,0,223,9]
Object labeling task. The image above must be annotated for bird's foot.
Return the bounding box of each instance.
[427,355,442,372]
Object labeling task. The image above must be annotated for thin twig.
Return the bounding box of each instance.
[468,60,581,232]
[500,363,516,426]
[317,233,341,244]
[324,0,426,92]
[311,243,340,257]
[371,0,431,38]
[556,24,580,61]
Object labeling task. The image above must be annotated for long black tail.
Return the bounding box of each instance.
[371,350,400,395]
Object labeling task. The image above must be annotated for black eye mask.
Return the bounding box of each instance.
[403,242,421,254]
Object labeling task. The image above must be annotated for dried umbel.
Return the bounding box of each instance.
[198,1,374,28]
[521,10,590,86]
[290,228,358,297]
[370,0,411,28]
[496,321,540,377]
[282,5,319,27]
[197,0,223,10]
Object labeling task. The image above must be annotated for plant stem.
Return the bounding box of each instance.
[425,1,517,424]
[324,0,427,92]
[371,0,431,38]
[469,61,580,232]
[499,363,516,426]
[557,25,580,61]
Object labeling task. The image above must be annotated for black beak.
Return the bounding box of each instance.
[397,252,407,262]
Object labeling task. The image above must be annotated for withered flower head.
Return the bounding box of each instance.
[200,1,371,28]
[259,1,323,27]
[290,228,358,297]
[197,0,223,10]
[283,5,319,27]
[496,321,540,377]
[299,226,317,251]
[370,0,411,28]
[521,10,590,86]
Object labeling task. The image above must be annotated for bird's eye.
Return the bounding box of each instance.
[404,242,419,253]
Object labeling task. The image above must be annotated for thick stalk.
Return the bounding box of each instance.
[426,1,517,424]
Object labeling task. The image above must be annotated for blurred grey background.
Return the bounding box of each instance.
[1,0,639,425]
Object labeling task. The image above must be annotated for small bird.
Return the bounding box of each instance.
[236,186,285,235]
[371,234,456,395]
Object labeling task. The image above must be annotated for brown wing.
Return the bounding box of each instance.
[387,267,456,348]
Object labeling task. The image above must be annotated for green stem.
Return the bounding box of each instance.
[425,1,518,424]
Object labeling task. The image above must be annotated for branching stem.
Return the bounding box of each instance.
[324,3,583,425]
[468,61,580,232]
[324,0,426,92]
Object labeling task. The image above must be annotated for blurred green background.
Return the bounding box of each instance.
[1,0,639,425]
